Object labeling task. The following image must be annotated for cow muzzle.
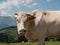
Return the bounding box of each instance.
[19,29,26,35]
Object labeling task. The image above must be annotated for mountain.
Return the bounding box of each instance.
[0,16,16,29]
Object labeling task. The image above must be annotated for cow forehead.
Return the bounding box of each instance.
[17,12,30,20]
[16,12,26,19]
[18,12,26,16]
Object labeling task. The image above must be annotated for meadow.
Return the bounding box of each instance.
[0,41,60,45]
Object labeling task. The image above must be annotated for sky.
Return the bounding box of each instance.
[0,0,60,16]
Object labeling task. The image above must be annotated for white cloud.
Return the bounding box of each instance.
[25,0,34,4]
[0,0,24,10]
[26,0,31,3]
[24,3,37,8]
[0,0,34,16]
[1,10,8,16]
[0,0,55,16]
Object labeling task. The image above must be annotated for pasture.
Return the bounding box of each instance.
[0,41,60,45]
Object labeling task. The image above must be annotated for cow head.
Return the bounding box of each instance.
[13,12,35,35]
[13,10,46,36]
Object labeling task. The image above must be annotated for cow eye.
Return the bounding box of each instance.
[14,13,18,15]
[26,19,29,22]
[16,19,20,23]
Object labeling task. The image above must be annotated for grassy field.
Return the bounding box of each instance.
[0,41,60,45]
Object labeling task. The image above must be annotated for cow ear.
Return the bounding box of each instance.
[13,13,18,19]
[32,10,42,16]
[27,14,35,20]
[30,15,35,19]
[43,12,46,15]
[27,15,35,22]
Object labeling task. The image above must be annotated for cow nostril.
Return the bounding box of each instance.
[19,30,22,32]
[19,29,26,32]
[24,30,26,32]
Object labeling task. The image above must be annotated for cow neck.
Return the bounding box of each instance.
[25,30,38,41]
[25,20,38,40]
[27,20,36,32]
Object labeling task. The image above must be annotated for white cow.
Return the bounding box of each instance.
[13,10,60,45]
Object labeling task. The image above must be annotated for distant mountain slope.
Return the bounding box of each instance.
[0,26,28,43]
[0,16,16,29]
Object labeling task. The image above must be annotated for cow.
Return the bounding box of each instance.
[13,10,60,45]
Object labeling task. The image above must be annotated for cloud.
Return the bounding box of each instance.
[26,0,32,3]
[1,10,8,16]
[26,3,37,8]
[0,0,31,9]
[0,0,55,16]
[0,0,34,16]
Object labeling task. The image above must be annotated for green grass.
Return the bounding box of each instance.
[0,42,38,45]
[46,41,60,45]
[0,41,60,45]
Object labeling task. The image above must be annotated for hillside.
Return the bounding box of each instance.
[0,16,16,29]
[0,26,28,43]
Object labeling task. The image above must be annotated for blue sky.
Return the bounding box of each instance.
[0,0,60,16]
